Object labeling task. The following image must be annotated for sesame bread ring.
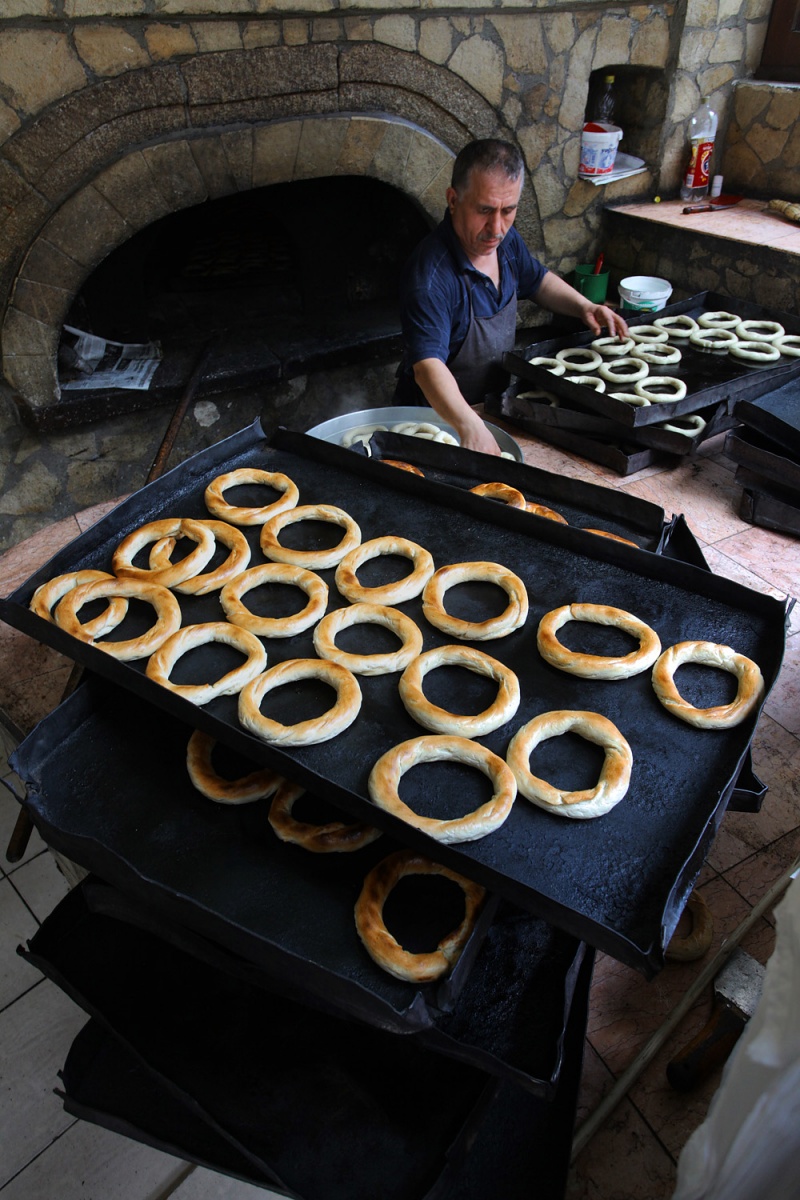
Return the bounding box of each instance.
[335,536,435,606]
[631,343,682,366]
[30,570,128,639]
[313,602,423,676]
[186,729,282,804]
[689,328,739,354]
[146,621,267,705]
[734,319,784,343]
[355,849,486,982]
[537,602,661,679]
[653,314,699,339]
[565,374,606,391]
[368,735,516,844]
[148,520,251,595]
[634,377,688,402]
[470,481,527,508]
[382,459,425,475]
[239,657,362,745]
[525,355,566,374]
[591,335,635,357]
[697,311,740,330]
[113,517,216,588]
[597,357,650,385]
[268,778,382,853]
[609,391,651,407]
[555,347,602,372]
[583,529,638,547]
[507,710,632,820]
[526,501,568,523]
[628,325,669,344]
[399,644,520,737]
[204,468,299,526]
[422,562,528,641]
[260,504,361,570]
[220,562,328,638]
[54,578,181,661]
[729,340,781,364]
[776,333,800,357]
[651,640,765,729]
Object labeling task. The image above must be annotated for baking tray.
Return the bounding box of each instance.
[725,428,800,496]
[10,678,583,1093]
[504,292,800,428]
[306,404,523,460]
[1,420,789,974]
[735,466,800,538]
[494,417,664,476]
[24,883,589,1200]
[734,377,800,460]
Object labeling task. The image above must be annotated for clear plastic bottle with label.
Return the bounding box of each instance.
[680,97,718,202]
[590,74,616,125]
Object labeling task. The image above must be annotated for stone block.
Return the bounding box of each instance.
[311,18,343,42]
[181,44,337,105]
[403,130,452,198]
[0,31,86,120]
[191,22,244,54]
[2,306,58,360]
[73,26,151,76]
[252,121,303,188]
[534,160,568,220]
[418,18,453,65]
[242,23,281,50]
[19,239,84,295]
[0,351,57,414]
[0,193,52,313]
[417,164,450,220]
[190,91,338,131]
[66,0,146,13]
[719,0,745,18]
[92,150,172,231]
[489,15,547,75]
[40,184,130,270]
[560,27,595,127]
[9,277,71,330]
[748,124,789,164]
[594,16,634,70]
[678,29,716,70]
[543,13,575,57]
[340,70,495,144]
[154,0,245,12]
[685,0,718,27]
[141,140,208,215]
[2,0,56,13]
[0,458,61,514]
[283,21,310,46]
[220,128,254,191]
[294,116,351,179]
[373,15,417,53]
[710,27,745,63]
[0,99,21,144]
[765,88,800,131]
[448,36,504,108]
[343,18,373,42]
[189,135,238,199]
[367,115,414,187]
[631,16,670,67]
[334,116,388,175]
[697,65,736,96]
[144,23,198,61]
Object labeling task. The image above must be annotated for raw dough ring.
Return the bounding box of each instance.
[729,340,781,364]
[146,621,268,705]
[776,334,800,357]
[368,734,516,844]
[526,501,568,523]
[148,519,251,595]
[335,535,435,606]
[113,517,216,588]
[239,657,362,745]
[689,328,739,354]
[697,311,740,329]
[651,640,765,729]
[565,374,606,391]
[660,415,707,438]
[470,481,527,509]
[260,503,361,570]
[268,778,382,853]
[186,729,282,804]
[313,602,423,675]
[54,578,182,660]
[734,319,784,343]
[610,391,650,407]
[422,562,529,641]
[399,644,520,736]
[591,335,635,357]
[537,602,662,679]
[507,709,633,819]
[598,357,650,384]
[383,459,424,475]
[220,562,328,638]
[628,325,669,344]
[653,315,699,339]
[204,468,299,526]
[634,376,688,402]
[354,849,486,982]
[631,343,682,366]
[30,569,128,639]
[525,355,566,374]
[555,347,603,372]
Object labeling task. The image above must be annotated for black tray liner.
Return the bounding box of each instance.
[725,427,800,496]
[734,376,800,460]
[487,417,665,476]
[504,292,800,428]
[22,883,589,1200]
[1,420,790,975]
[735,466,800,537]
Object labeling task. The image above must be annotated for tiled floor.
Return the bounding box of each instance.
[1,403,799,1198]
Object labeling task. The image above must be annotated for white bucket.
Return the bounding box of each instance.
[618,275,673,313]
[578,122,623,178]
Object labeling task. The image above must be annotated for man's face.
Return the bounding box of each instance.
[446,167,522,265]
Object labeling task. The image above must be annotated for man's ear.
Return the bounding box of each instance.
[445,186,457,212]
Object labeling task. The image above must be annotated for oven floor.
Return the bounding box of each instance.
[1,409,798,1198]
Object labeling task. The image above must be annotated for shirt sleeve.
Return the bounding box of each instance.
[399,244,465,367]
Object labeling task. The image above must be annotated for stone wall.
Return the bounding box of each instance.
[721,80,800,198]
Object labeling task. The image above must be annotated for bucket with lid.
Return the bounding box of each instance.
[618,276,673,313]
[578,122,623,178]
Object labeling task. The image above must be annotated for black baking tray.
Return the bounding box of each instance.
[492,417,665,476]
[735,466,800,537]
[504,292,800,428]
[24,883,590,1200]
[1,420,790,974]
[10,675,583,1093]
[725,428,800,496]
[733,376,800,459]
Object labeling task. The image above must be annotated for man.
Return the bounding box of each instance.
[395,139,628,455]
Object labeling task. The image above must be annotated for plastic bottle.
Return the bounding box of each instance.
[680,97,718,202]
[591,74,616,125]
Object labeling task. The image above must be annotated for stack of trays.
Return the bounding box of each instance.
[728,377,800,536]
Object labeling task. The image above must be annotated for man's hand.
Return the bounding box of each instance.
[582,303,628,338]
[412,358,502,456]
[534,272,629,339]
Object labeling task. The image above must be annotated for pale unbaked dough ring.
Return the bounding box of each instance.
[313,602,423,675]
[597,357,649,385]
[775,334,800,357]
[634,376,688,402]
[507,709,633,819]
[260,504,361,570]
[239,657,362,745]
[659,415,707,438]
[205,468,300,526]
[628,325,669,344]
[220,562,328,638]
[653,315,699,339]
[268,778,382,853]
[591,335,635,357]
[354,849,486,981]
[54,577,182,661]
[335,536,435,606]
[148,519,251,595]
[30,570,128,639]
[146,621,268,705]
[729,340,781,364]
[689,328,738,354]
[368,735,516,844]
[734,319,784,343]
[186,729,282,804]
[537,602,661,679]
[422,562,529,641]
[525,355,566,374]
[630,343,681,366]
[610,392,651,407]
[565,374,606,391]
[399,644,520,736]
[555,347,603,372]
[651,640,765,729]
[113,517,216,588]
[470,482,527,509]
[697,311,740,330]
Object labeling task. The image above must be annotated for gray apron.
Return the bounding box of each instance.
[448,277,518,406]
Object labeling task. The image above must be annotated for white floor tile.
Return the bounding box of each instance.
[0,782,46,875]
[0,876,42,1010]
[170,1166,284,1199]
[9,851,70,924]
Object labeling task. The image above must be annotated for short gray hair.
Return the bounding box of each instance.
[451,139,524,194]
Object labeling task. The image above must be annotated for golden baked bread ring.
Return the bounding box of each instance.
[653,314,699,339]
[598,357,649,385]
[507,709,633,819]
[398,644,520,736]
[239,657,362,745]
[354,849,486,982]
[651,640,765,729]
[54,577,182,660]
[665,890,714,962]
[537,602,661,679]
[335,535,435,606]
[697,311,740,330]
[628,325,669,344]
[368,735,516,844]
[313,602,423,676]
[146,621,268,705]
[583,528,638,547]
[422,562,528,641]
[382,459,425,476]
[204,468,299,526]
[734,319,784,343]
[113,518,216,588]
[591,335,635,357]
[634,376,688,402]
[525,501,568,524]
[470,481,527,509]
[268,778,382,853]
[220,563,328,638]
[186,729,282,804]
[555,347,602,372]
[148,520,251,595]
[260,503,361,570]
[30,570,128,639]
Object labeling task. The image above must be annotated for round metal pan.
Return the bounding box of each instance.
[307,405,523,461]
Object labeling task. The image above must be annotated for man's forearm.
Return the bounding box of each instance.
[535,271,628,337]
[412,358,501,455]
